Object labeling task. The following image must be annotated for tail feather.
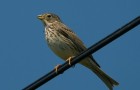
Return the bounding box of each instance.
[90,65,119,90]
[80,58,119,90]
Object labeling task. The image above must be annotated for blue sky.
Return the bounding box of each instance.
[0,0,140,90]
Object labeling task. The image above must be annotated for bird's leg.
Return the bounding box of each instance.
[54,56,75,73]
[66,56,75,66]
[54,64,61,73]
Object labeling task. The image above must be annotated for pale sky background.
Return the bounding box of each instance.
[0,0,140,90]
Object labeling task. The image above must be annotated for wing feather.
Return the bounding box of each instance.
[56,23,100,67]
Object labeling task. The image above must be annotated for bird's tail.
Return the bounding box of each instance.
[90,65,119,90]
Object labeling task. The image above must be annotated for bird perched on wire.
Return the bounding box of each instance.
[37,13,119,90]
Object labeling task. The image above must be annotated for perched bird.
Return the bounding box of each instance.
[37,13,119,90]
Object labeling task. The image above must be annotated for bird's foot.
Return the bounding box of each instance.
[66,56,75,66]
[54,64,61,74]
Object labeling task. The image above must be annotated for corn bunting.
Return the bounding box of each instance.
[37,13,119,90]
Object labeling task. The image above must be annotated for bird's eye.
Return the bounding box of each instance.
[47,15,52,18]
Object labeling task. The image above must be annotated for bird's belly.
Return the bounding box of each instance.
[47,37,75,60]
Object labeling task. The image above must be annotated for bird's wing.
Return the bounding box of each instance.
[57,24,100,67]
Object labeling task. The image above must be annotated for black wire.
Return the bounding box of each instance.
[23,16,140,90]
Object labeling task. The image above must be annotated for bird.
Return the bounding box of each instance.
[37,13,119,90]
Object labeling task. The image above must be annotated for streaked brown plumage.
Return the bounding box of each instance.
[38,13,119,90]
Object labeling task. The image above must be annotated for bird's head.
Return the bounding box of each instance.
[38,13,61,26]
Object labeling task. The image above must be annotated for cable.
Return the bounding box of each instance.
[23,16,140,90]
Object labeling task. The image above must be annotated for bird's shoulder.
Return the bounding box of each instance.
[57,22,84,44]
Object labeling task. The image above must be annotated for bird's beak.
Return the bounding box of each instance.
[37,15,44,20]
